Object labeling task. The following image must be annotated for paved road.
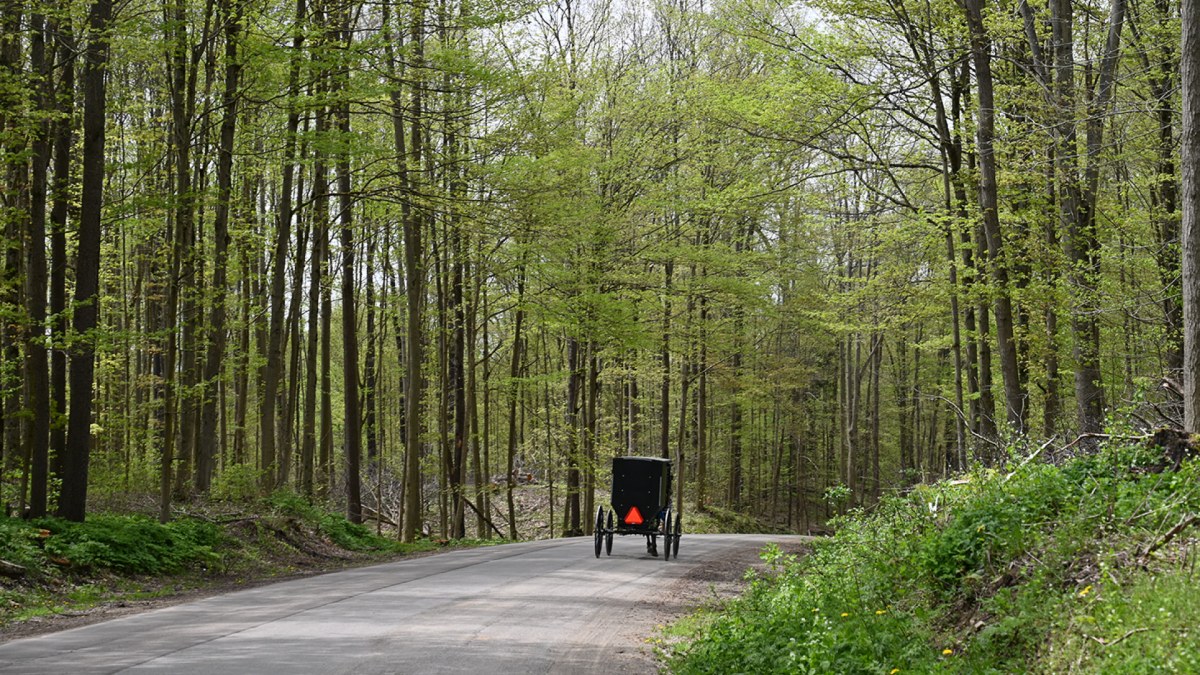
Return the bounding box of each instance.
[0,533,805,674]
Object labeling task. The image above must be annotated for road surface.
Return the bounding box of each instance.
[0,533,807,674]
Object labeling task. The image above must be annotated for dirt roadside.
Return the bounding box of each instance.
[0,548,448,644]
[581,537,813,673]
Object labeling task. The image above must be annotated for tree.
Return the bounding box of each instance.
[60,0,113,521]
[1184,0,1200,428]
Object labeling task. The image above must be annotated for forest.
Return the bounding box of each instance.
[0,0,1193,539]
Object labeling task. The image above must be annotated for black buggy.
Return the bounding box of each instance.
[593,456,682,560]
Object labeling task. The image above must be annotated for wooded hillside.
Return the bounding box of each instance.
[0,0,1192,536]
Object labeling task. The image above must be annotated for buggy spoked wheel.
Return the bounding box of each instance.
[594,507,605,558]
[605,511,614,555]
[662,507,672,561]
[672,512,681,559]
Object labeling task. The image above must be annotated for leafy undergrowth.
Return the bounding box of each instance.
[664,439,1200,673]
[0,491,495,629]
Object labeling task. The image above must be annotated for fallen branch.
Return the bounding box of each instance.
[361,505,398,528]
[0,559,26,577]
[1088,627,1151,647]
[1059,433,1111,452]
[462,498,507,539]
[171,507,261,526]
[1140,513,1199,560]
[490,501,519,540]
[1003,437,1056,484]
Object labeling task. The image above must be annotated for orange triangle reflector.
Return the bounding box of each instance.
[624,506,644,525]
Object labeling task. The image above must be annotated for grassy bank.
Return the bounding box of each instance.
[665,439,1200,673]
[0,491,492,627]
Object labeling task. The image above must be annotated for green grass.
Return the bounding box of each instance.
[665,440,1200,673]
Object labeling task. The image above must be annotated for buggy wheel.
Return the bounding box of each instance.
[605,511,614,555]
[594,507,604,558]
[662,508,672,561]
[672,512,681,559]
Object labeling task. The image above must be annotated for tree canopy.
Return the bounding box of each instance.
[0,0,1190,535]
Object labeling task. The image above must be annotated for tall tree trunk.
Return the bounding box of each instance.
[60,0,112,521]
[196,0,244,493]
[1052,0,1113,436]
[48,18,74,491]
[400,0,426,542]
[300,100,327,497]
[467,271,483,538]
[319,223,334,492]
[449,227,467,539]
[964,0,1027,435]
[660,261,672,460]
[160,0,194,521]
[259,0,306,490]
[1075,0,1125,432]
[336,5,362,523]
[1183,0,1200,428]
[24,11,52,517]
[0,1,24,506]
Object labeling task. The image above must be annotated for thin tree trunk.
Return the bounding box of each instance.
[563,337,582,537]
[505,262,525,539]
[584,348,598,534]
[696,293,707,510]
[365,231,379,465]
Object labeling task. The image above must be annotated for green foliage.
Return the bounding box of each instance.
[266,491,398,552]
[210,464,263,502]
[1,514,221,576]
[667,445,1200,673]
[35,515,221,574]
[918,465,1070,594]
[0,518,48,570]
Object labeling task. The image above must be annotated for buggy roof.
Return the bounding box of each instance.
[614,456,671,465]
